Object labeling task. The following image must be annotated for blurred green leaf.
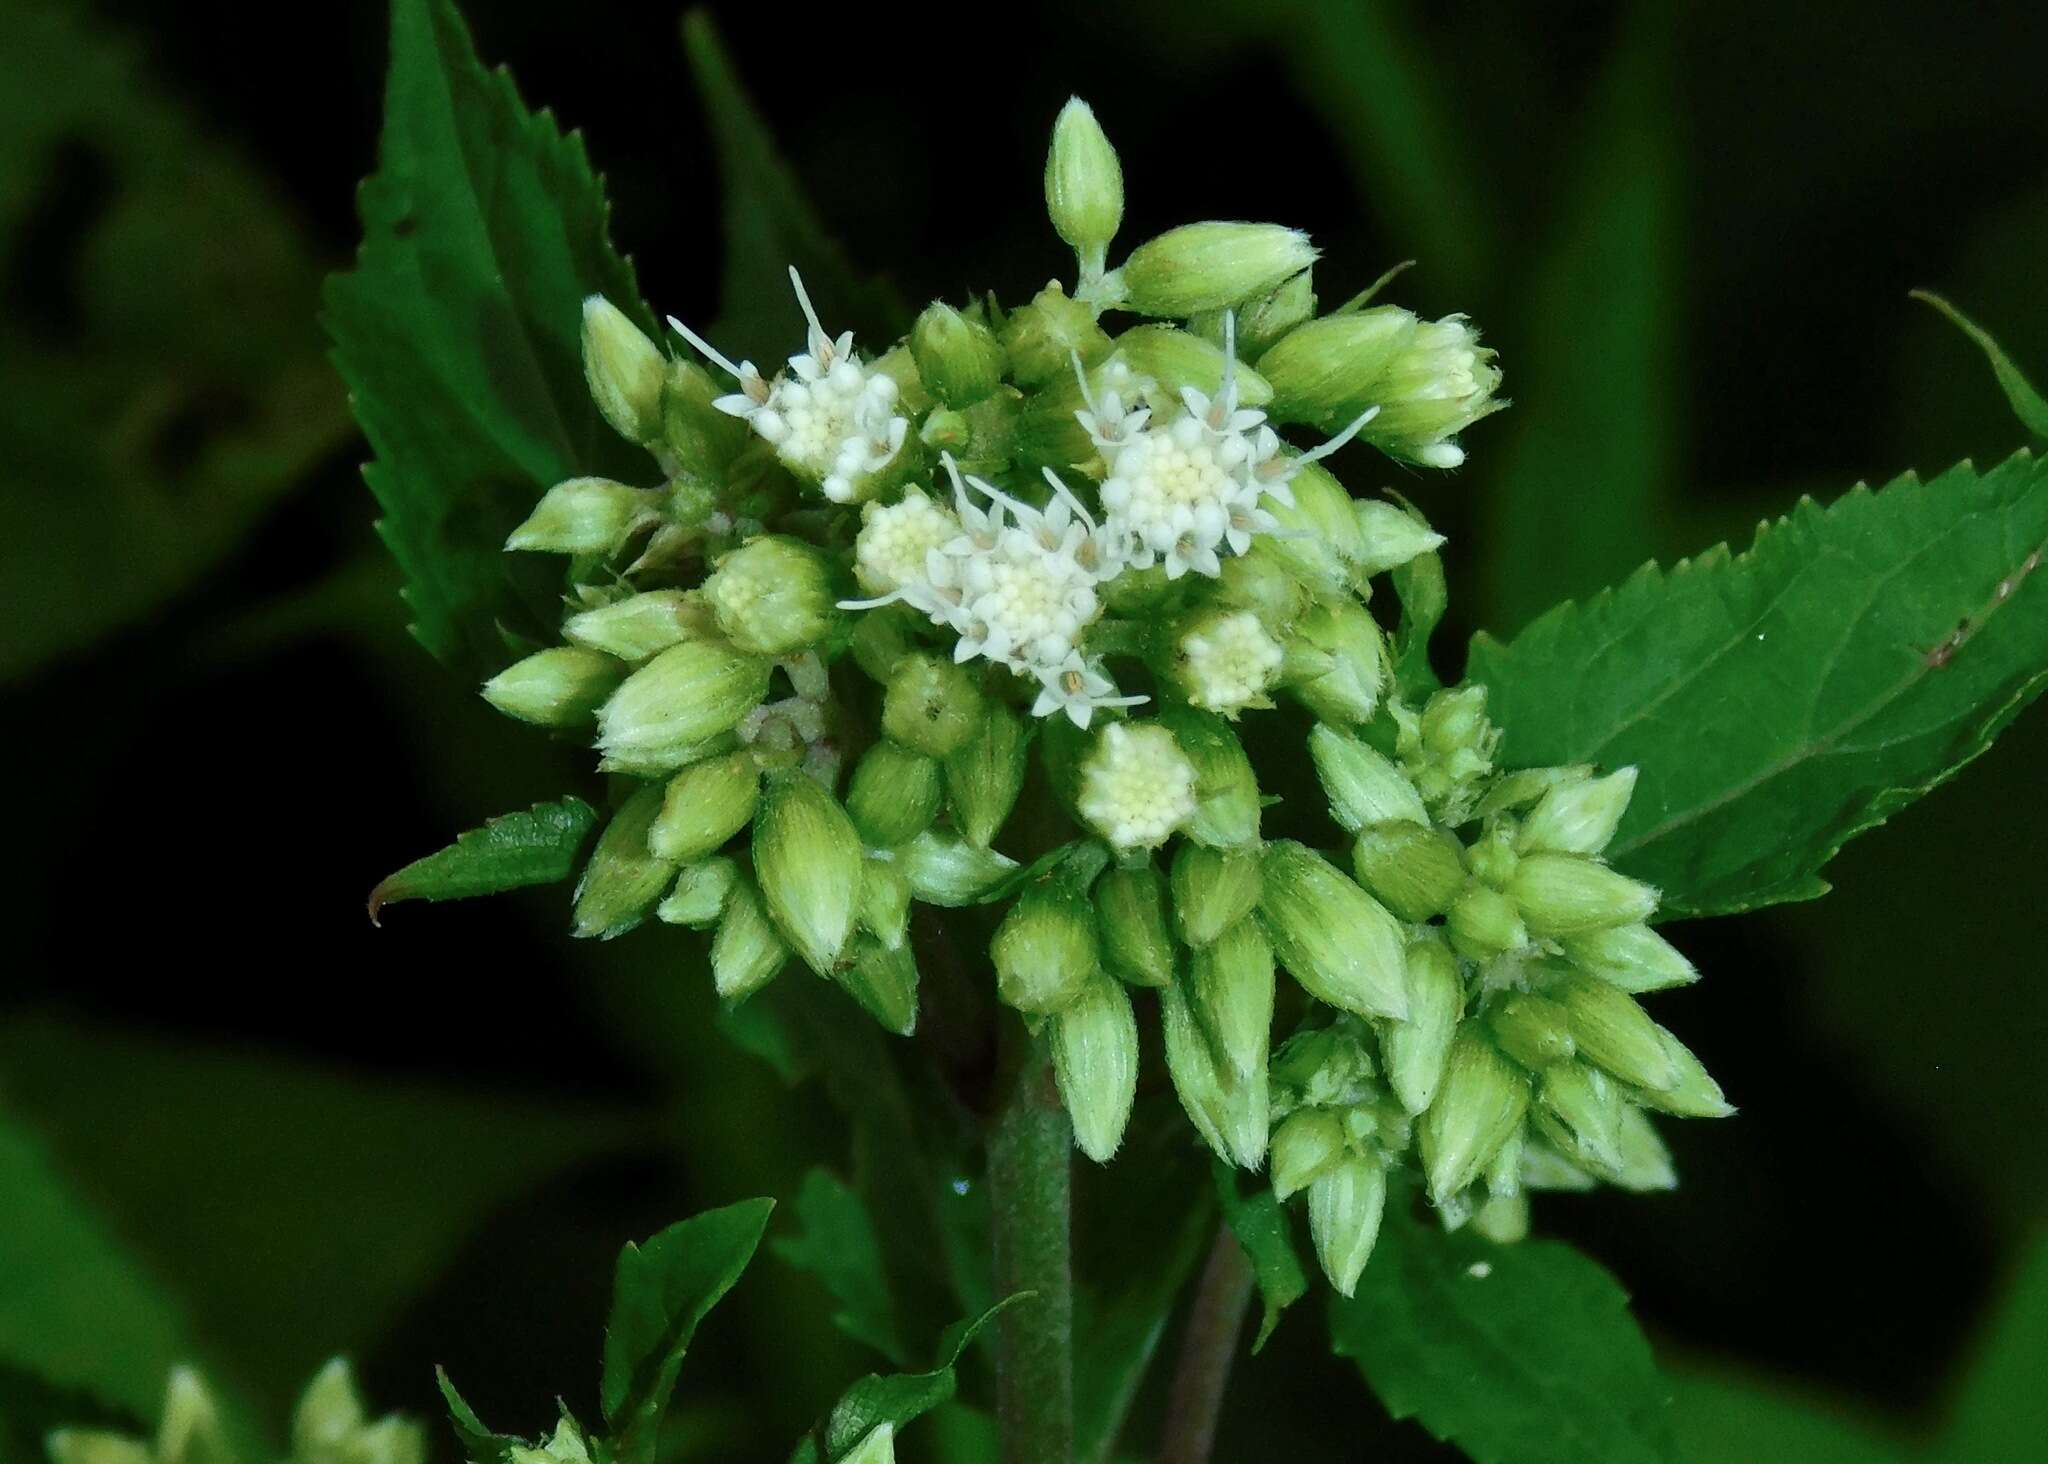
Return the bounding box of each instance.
[0,3,349,681]
[1330,1203,1673,1464]
[1468,452,2048,917]
[1909,291,2048,441]
[1212,1161,1306,1351]
[771,1169,910,1367]
[1668,1369,1908,1464]
[600,1198,776,1464]
[1932,1232,2048,1464]
[368,795,598,920]
[1481,15,1679,633]
[325,0,653,676]
[0,1363,137,1464]
[789,1299,1022,1464]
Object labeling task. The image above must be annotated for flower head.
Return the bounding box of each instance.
[1078,720,1198,850]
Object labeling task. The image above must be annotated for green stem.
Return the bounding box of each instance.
[1156,1229,1254,1464]
[988,1028,1074,1464]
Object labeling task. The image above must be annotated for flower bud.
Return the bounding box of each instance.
[858,854,913,950]
[1260,308,1413,428]
[1171,606,1285,717]
[712,874,788,1003]
[158,1368,233,1464]
[660,356,751,479]
[901,829,1018,905]
[1283,599,1387,727]
[1001,282,1113,387]
[1309,1151,1388,1297]
[1518,768,1638,856]
[1215,542,1311,632]
[839,1423,896,1464]
[1560,922,1697,994]
[563,589,712,662]
[597,640,770,774]
[752,772,865,976]
[1258,841,1409,1020]
[1419,1030,1530,1205]
[482,646,625,727]
[1189,917,1275,1080]
[1472,1191,1530,1244]
[1536,1061,1626,1173]
[1608,1106,1679,1191]
[1052,972,1140,1162]
[1261,462,1366,596]
[1270,1107,1347,1201]
[1351,820,1465,922]
[992,878,1102,1016]
[648,750,761,863]
[911,301,1008,409]
[1487,991,1577,1070]
[832,937,919,1035]
[582,295,666,445]
[944,701,1028,848]
[1463,822,1519,889]
[1473,764,1592,820]
[1155,706,1262,849]
[1110,325,1276,407]
[706,535,844,657]
[1445,883,1529,961]
[656,856,739,927]
[1171,844,1263,948]
[46,1432,152,1464]
[573,786,674,939]
[1193,268,1316,360]
[1095,863,1176,988]
[850,603,922,684]
[1632,1024,1734,1118]
[1547,973,1680,1092]
[846,739,943,848]
[1310,724,1428,831]
[1045,98,1124,272]
[1272,1020,1378,1110]
[882,653,987,757]
[1381,938,1463,1115]
[293,1358,366,1460]
[1078,720,1199,853]
[1161,977,1268,1168]
[1353,499,1448,577]
[1110,223,1319,317]
[1509,853,1659,938]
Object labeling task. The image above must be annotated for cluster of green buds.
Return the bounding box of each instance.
[48,1362,421,1464]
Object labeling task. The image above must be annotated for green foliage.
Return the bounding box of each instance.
[787,1300,1021,1464]
[324,0,652,676]
[1330,1203,1672,1464]
[369,796,598,918]
[1668,1371,1907,1464]
[1911,292,2048,441]
[771,1170,910,1366]
[1469,452,2048,916]
[1212,1162,1307,1351]
[1932,1232,2048,1464]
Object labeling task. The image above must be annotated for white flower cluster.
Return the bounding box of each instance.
[1077,722,1199,851]
[671,269,908,503]
[1180,609,1284,715]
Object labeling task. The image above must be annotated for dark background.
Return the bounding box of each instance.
[4,1,2046,1460]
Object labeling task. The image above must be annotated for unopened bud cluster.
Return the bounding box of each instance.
[48,1361,421,1464]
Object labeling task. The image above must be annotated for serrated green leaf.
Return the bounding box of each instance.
[1212,1162,1306,1352]
[771,1169,910,1366]
[680,11,907,364]
[369,796,598,919]
[1912,291,2048,441]
[1330,1204,1673,1464]
[600,1198,775,1464]
[325,0,653,676]
[1468,451,2048,917]
[799,1299,1024,1463]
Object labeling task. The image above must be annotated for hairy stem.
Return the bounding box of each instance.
[988,1029,1074,1464]
[1156,1229,1254,1464]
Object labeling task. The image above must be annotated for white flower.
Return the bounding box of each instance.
[1077,721,1197,850]
[1073,354,1153,458]
[1031,653,1147,728]
[853,488,960,595]
[1180,609,1284,716]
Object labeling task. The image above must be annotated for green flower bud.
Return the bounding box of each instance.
[911,302,1007,409]
[1382,938,1463,1115]
[706,535,844,657]
[1283,599,1387,726]
[1259,308,1413,427]
[1155,706,1262,849]
[1272,1019,1378,1110]
[1353,499,1447,578]
[1488,991,1577,1070]
[292,1359,424,1464]
[1215,542,1311,632]
[1258,841,1409,1020]
[1632,1024,1734,1118]
[1561,923,1699,994]
[158,1368,234,1464]
[1161,977,1268,1168]
[47,1433,152,1464]
[1171,844,1263,948]
[1095,864,1176,988]
[1351,820,1465,922]
[1518,768,1638,856]
[1310,724,1429,831]
[849,603,922,684]
[711,874,789,1003]
[1309,1151,1388,1297]
[1547,973,1681,1092]
[1463,822,1520,889]
[482,646,625,727]
[1419,1030,1531,1206]
[882,653,987,757]
[1110,325,1275,408]
[660,356,750,479]
[573,787,674,939]
[839,1423,897,1464]
[656,856,739,927]
[846,740,943,848]
[1535,1061,1627,1173]
[1189,917,1276,1081]
[1045,98,1124,274]
[859,854,913,951]
[582,295,666,445]
[992,873,1103,1016]
[1260,462,1367,596]
[752,772,865,976]
[1169,606,1285,717]
[833,937,919,1035]
[1109,222,1319,317]
[1001,282,1113,388]
[1510,853,1659,938]
[1445,883,1530,961]
[647,751,761,863]
[508,1417,590,1464]
[1270,1107,1347,1201]
[1473,764,1593,820]
[944,701,1029,848]
[563,589,713,663]
[1608,1106,1679,1191]
[1192,268,1316,360]
[1052,972,1140,1162]
[597,640,770,775]
[901,829,1018,905]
